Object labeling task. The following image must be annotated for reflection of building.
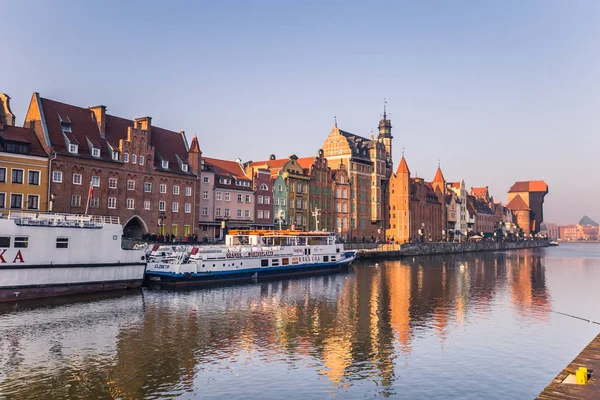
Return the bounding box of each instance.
[0,93,49,212]
[507,181,548,235]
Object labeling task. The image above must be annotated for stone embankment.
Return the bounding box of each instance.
[346,240,549,260]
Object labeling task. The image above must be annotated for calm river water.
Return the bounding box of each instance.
[1,244,600,399]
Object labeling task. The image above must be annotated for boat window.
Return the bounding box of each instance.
[14,237,28,248]
[323,256,329,262]
[261,259,269,267]
[0,237,9,248]
[291,258,299,265]
[331,256,336,261]
[271,259,279,266]
[336,248,340,253]
[56,237,69,249]
[282,258,289,265]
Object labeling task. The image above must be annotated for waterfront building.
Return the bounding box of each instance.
[507,181,548,235]
[301,150,334,232]
[322,110,393,242]
[252,168,273,229]
[198,158,218,240]
[202,157,254,236]
[447,180,468,236]
[559,224,578,241]
[465,195,476,234]
[271,172,288,228]
[445,193,462,241]
[23,93,201,239]
[473,197,495,235]
[0,94,49,212]
[386,156,443,243]
[332,164,351,240]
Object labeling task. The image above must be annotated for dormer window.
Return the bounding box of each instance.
[92,148,100,157]
[112,152,119,161]
[60,121,72,132]
[182,164,188,172]
[162,160,169,169]
[69,144,78,153]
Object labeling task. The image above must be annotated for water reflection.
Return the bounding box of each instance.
[0,250,554,399]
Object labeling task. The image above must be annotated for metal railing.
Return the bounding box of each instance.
[1,211,121,227]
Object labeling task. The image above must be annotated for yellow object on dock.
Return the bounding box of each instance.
[576,367,588,385]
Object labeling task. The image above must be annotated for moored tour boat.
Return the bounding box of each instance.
[145,229,357,285]
[0,211,147,302]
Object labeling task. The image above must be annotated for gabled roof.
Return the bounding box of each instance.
[471,187,488,198]
[433,167,445,183]
[36,96,190,171]
[297,156,316,170]
[506,195,530,211]
[396,156,410,174]
[203,157,249,180]
[0,125,48,157]
[448,182,460,189]
[508,180,548,193]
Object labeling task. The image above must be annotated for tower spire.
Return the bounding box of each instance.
[334,115,337,128]
[383,98,387,120]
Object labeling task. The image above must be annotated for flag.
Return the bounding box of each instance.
[89,180,94,199]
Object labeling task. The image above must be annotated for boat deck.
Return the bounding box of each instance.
[537,332,600,399]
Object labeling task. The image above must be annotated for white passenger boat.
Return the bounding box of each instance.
[145,230,357,285]
[0,211,147,302]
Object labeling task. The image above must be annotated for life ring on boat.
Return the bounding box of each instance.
[141,256,145,261]
[184,272,192,279]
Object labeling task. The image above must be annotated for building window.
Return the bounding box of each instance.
[124,153,129,163]
[237,194,243,203]
[144,200,151,210]
[281,198,286,206]
[224,208,230,217]
[69,144,78,153]
[162,160,169,169]
[258,196,264,204]
[171,225,178,236]
[56,237,69,249]
[264,210,270,219]
[260,184,268,191]
[159,201,166,211]
[11,169,24,184]
[0,167,5,182]
[244,209,250,218]
[132,154,137,164]
[216,207,221,217]
[203,176,209,183]
[144,182,152,192]
[258,210,263,219]
[224,193,230,201]
[28,171,40,185]
[10,194,23,209]
[264,197,270,205]
[184,225,191,236]
[172,202,179,212]
[342,203,348,212]
[139,156,144,165]
[92,148,100,157]
[202,207,208,216]
[173,186,180,195]
[0,193,5,208]
[53,171,63,183]
[112,151,119,161]
[186,187,192,196]
[109,178,117,189]
[216,192,222,201]
[160,184,167,193]
[127,180,136,191]
[245,194,251,203]
[92,176,100,187]
[90,197,100,208]
[336,203,341,212]
[182,164,188,172]
[278,185,283,192]
[275,198,279,205]
[127,198,135,209]
[72,173,82,185]
[71,195,81,207]
[108,197,117,209]
[203,191,209,200]
[237,209,242,218]
[185,203,191,213]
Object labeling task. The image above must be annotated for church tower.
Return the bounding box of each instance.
[432,163,447,239]
[378,101,393,171]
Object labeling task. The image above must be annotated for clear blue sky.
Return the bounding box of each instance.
[2,1,599,224]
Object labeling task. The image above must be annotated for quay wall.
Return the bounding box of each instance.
[351,240,548,260]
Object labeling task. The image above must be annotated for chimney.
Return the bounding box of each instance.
[89,105,106,137]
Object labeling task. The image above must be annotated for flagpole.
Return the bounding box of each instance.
[85,180,92,215]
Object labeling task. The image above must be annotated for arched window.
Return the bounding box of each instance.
[260,184,268,191]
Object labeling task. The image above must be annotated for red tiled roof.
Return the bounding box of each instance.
[297,156,315,170]
[38,97,190,171]
[471,187,488,198]
[506,195,530,211]
[0,125,48,157]
[189,136,200,153]
[396,156,410,174]
[508,180,548,193]
[249,158,289,170]
[203,157,248,180]
[433,167,445,183]
[448,182,460,189]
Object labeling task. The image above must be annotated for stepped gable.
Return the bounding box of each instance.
[506,195,530,211]
[579,216,598,226]
[38,97,191,171]
[0,125,47,157]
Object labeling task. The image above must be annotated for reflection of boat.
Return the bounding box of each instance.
[0,211,147,302]
[548,241,559,247]
[145,230,357,285]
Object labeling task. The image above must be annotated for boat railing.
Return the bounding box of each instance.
[1,211,121,228]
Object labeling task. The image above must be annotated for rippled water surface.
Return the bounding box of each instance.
[1,244,600,399]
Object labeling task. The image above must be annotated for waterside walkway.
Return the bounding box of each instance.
[537,332,600,399]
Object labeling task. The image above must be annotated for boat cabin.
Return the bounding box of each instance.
[226,230,336,247]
